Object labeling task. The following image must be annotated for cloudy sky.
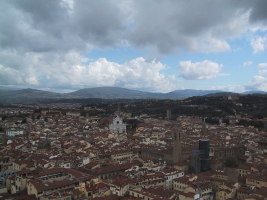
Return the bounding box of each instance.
[0,0,267,93]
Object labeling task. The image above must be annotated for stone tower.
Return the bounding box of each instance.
[172,132,182,163]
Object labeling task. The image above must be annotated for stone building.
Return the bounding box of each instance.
[109,115,126,134]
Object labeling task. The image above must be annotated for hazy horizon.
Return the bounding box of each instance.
[1,85,267,95]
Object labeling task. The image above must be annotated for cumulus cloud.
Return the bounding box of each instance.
[246,75,267,91]
[0,50,40,85]
[246,62,267,91]
[179,60,222,80]
[251,35,267,53]
[62,56,177,92]
[0,50,177,92]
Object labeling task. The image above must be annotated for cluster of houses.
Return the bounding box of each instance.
[0,104,266,200]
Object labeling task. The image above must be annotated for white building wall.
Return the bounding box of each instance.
[109,116,126,133]
[6,130,24,137]
[165,171,184,189]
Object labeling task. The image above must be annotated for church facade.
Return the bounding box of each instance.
[109,116,126,133]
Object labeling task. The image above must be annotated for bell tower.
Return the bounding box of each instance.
[172,132,182,163]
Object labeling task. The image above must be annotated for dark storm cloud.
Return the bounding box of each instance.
[247,0,267,23]
[0,0,124,52]
[1,0,266,54]
[72,0,124,46]
[128,0,251,53]
[0,0,67,52]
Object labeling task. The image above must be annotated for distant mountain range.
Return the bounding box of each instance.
[0,87,266,104]
[242,90,267,95]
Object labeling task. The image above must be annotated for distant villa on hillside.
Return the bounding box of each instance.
[109,115,126,133]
